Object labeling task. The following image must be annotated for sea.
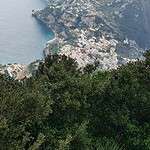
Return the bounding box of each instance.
[0,0,53,64]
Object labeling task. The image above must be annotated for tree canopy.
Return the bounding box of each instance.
[0,52,150,150]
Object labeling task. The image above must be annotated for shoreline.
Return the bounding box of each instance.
[0,0,146,80]
[0,7,55,80]
[33,0,145,69]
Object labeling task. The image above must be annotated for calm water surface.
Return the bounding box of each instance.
[0,0,53,64]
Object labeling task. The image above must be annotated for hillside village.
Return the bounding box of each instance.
[1,0,149,79]
[33,0,146,70]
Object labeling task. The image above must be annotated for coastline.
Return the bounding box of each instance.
[32,1,145,70]
[0,6,55,80]
[32,9,57,55]
[0,0,146,80]
[0,9,56,80]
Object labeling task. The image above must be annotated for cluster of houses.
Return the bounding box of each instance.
[0,64,31,80]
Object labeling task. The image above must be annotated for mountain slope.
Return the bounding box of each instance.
[33,0,149,69]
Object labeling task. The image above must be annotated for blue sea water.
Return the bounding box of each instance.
[0,0,53,64]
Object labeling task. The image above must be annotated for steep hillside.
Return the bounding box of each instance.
[33,0,149,69]
[0,51,150,149]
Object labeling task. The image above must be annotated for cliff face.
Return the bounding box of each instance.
[33,0,149,69]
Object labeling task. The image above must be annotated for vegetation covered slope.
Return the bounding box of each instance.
[0,51,150,150]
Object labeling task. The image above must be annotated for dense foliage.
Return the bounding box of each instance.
[0,52,150,150]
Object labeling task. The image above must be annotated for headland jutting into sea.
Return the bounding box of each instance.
[1,0,150,80]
